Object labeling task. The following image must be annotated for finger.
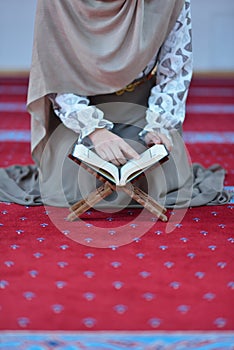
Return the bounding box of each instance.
[146,132,172,151]
[157,133,172,151]
[119,140,140,160]
[145,133,161,146]
[150,135,161,144]
[97,146,123,166]
[110,146,127,165]
[110,158,122,166]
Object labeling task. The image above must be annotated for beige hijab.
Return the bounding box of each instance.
[27,0,184,159]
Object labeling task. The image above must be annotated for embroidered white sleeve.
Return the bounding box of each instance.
[49,93,113,142]
[144,0,193,135]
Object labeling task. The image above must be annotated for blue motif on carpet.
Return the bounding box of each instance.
[0,332,234,349]
[1,130,234,144]
[0,102,27,112]
[187,104,234,114]
[0,130,31,142]
[183,131,234,144]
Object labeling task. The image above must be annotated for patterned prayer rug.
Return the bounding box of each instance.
[0,77,233,347]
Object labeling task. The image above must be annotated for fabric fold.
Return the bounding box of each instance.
[191,163,230,206]
[0,165,41,205]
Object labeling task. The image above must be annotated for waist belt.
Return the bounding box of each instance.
[115,65,157,96]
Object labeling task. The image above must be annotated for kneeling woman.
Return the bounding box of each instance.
[0,0,229,209]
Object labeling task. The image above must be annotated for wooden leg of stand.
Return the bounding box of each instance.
[122,183,168,222]
[67,183,113,221]
[130,183,167,213]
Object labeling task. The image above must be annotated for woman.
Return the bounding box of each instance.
[0,0,229,209]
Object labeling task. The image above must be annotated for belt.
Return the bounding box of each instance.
[115,65,157,96]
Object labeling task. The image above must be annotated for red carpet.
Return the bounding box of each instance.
[0,76,234,331]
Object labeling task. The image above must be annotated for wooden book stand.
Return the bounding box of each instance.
[67,157,168,222]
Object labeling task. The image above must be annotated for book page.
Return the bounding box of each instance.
[119,144,168,186]
[72,144,120,184]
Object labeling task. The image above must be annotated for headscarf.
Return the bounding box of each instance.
[27,0,184,158]
[28,0,184,102]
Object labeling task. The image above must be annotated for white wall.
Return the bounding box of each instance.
[0,0,37,71]
[190,0,234,72]
[0,0,234,72]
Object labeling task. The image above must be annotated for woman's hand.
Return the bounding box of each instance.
[88,128,140,166]
[144,131,172,152]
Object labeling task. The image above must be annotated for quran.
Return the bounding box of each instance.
[69,143,169,186]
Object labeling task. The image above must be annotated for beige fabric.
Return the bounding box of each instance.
[28,0,184,101]
[0,80,229,207]
[0,103,229,208]
[27,0,184,159]
[0,1,229,208]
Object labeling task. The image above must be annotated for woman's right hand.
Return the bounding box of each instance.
[88,128,140,166]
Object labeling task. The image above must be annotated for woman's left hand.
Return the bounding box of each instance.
[144,131,172,152]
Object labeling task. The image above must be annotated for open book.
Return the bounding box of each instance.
[69,143,169,186]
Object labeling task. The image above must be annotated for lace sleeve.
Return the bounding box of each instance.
[142,0,193,137]
[49,93,113,142]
